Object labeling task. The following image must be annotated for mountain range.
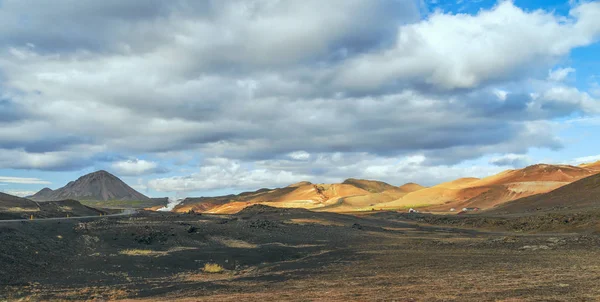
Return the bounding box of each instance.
[173,161,600,214]
[8,160,600,215]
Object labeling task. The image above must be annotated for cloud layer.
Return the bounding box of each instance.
[0,176,50,185]
[0,0,599,193]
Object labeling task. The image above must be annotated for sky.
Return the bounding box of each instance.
[1,0,600,198]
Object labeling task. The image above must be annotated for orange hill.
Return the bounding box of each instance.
[581,160,600,171]
[398,183,426,193]
[377,164,597,212]
[170,162,600,215]
[174,179,408,214]
[490,172,600,214]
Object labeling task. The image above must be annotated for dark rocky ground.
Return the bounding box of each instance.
[0,199,114,221]
[1,205,600,301]
[376,210,600,233]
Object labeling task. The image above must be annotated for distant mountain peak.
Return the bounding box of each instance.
[77,170,116,180]
[30,170,148,202]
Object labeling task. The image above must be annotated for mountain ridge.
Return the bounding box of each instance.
[172,162,600,214]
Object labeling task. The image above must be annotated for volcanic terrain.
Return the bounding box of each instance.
[3,161,600,300]
[0,192,109,220]
[3,204,600,301]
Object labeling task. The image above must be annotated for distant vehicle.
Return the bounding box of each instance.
[450,208,456,212]
[461,207,480,212]
[408,208,419,213]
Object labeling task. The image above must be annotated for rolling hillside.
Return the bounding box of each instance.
[172,162,600,214]
[0,192,106,219]
[174,179,407,214]
[581,160,600,171]
[378,164,598,211]
[490,173,600,214]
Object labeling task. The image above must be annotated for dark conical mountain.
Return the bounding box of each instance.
[30,170,149,202]
[29,187,54,199]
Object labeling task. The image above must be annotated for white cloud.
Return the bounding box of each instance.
[0,147,102,170]
[111,159,161,176]
[548,67,575,82]
[573,154,600,164]
[1,190,37,197]
[493,89,508,101]
[0,176,50,185]
[538,85,600,114]
[334,1,600,91]
[288,151,310,160]
[148,153,507,193]
[148,157,319,192]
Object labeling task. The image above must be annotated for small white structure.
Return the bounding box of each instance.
[450,208,456,212]
[408,208,419,213]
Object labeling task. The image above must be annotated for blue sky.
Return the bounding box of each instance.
[1,0,599,198]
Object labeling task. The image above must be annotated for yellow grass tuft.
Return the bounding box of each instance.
[119,249,156,256]
[203,263,224,273]
[211,236,258,248]
[6,207,40,212]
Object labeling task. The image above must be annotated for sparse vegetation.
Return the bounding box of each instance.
[4,204,600,301]
[203,263,224,273]
[119,249,161,256]
[5,207,39,212]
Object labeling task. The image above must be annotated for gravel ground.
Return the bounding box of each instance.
[2,205,600,301]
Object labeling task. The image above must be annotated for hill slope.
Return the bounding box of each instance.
[0,192,106,219]
[490,173,600,214]
[581,160,600,171]
[0,192,40,213]
[30,170,150,202]
[342,178,399,193]
[398,183,426,193]
[378,164,597,211]
[174,179,403,214]
[172,162,599,214]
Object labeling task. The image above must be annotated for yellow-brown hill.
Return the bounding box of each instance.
[378,164,597,212]
[398,183,426,193]
[173,179,408,214]
[489,172,600,213]
[170,162,600,215]
[580,160,600,171]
